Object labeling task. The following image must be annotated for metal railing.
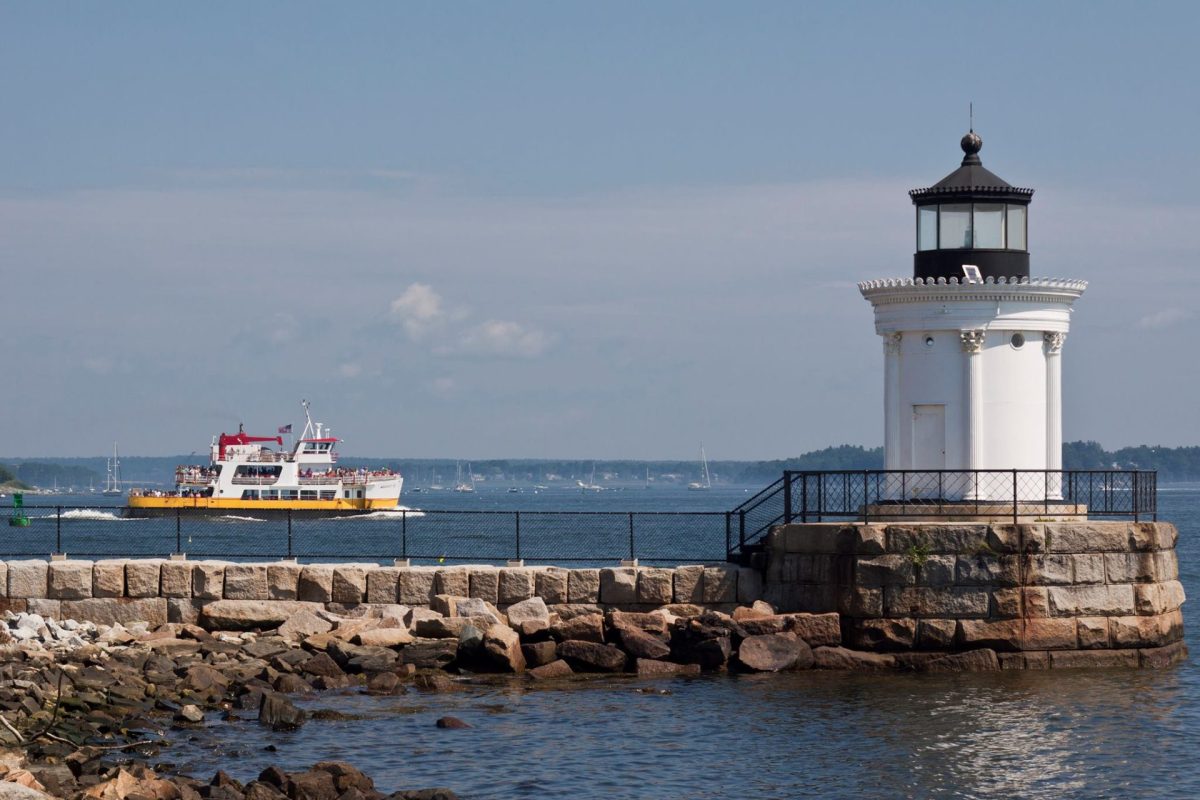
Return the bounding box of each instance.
[728,469,1157,558]
[4,506,731,564]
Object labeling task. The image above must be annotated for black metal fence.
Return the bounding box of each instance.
[729,469,1158,558]
[3,507,731,564]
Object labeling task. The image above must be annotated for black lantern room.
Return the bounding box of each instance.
[909,131,1032,281]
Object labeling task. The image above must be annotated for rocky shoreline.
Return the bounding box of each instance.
[0,588,1187,799]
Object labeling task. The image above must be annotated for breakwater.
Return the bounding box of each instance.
[0,518,1185,668]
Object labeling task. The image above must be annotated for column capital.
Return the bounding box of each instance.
[1043,331,1066,354]
[960,329,986,354]
[883,332,902,355]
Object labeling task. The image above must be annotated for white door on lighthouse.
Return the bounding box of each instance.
[912,404,946,470]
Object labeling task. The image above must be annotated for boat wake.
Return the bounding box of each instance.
[214,515,268,523]
[53,509,142,522]
[334,508,425,520]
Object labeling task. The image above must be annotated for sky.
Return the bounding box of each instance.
[2,1,1199,459]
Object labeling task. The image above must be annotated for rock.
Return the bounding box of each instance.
[273,674,314,694]
[192,561,227,600]
[521,640,559,668]
[354,628,414,648]
[672,565,705,604]
[314,762,375,794]
[176,704,204,723]
[332,566,369,604]
[482,624,526,673]
[298,566,334,603]
[60,598,168,628]
[505,597,550,637]
[607,610,669,637]
[527,659,575,680]
[267,562,303,600]
[635,568,673,605]
[223,564,269,600]
[277,609,334,641]
[366,568,401,604]
[401,639,459,670]
[550,614,604,644]
[300,652,345,678]
[497,568,536,605]
[535,570,568,605]
[414,617,474,639]
[468,569,499,604]
[288,769,337,800]
[812,646,897,671]
[0,780,55,800]
[731,605,771,622]
[258,691,307,730]
[848,619,917,652]
[430,595,463,617]
[612,626,670,660]
[455,598,502,625]
[398,568,437,606]
[243,783,288,800]
[557,640,627,672]
[635,659,701,677]
[6,561,48,599]
[567,570,600,604]
[436,716,472,729]
[599,568,637,605]
[200,600,321,631]
[917,649,1000,673]
[366,672,406,695]
[92,560,127,598]
[736,632,811,672]
[669,618,735,669]
[47,560,94,600]
[183,663,231,695]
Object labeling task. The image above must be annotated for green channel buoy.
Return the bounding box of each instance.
[8,492,30,527]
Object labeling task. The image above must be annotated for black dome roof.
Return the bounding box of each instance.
[910,131,1033,203]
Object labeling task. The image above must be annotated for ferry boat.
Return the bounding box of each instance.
[127,401,402,516]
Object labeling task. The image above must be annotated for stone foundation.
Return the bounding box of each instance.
[762,520,1186,667]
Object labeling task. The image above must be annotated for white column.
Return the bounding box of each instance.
[1044,332,1066,499]
[961,329,986,499]
[883,333,902,471]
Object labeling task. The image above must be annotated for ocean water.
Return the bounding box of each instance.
[144,486,1200,799]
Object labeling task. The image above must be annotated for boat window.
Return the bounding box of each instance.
[281,490,298,500]
[319,491,335,500]
[344,491,351,499]
[300,490,318,500]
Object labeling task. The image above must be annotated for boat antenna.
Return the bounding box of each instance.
[301,399,316,440]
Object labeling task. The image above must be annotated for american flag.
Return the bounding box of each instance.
[278,424,292,434]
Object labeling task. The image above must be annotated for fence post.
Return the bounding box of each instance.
[628,512,635,562]
[725,511,732,555]
[783,471,792,525]
[515,511,521,561]
[1012,469,1018,525]
[287,510,293,559]
[863,470,869,523]
[1132,471,1139,523]
[56,506,62,554]
[402,510,408,560]
[175,509,182,555]
[800,476,808,523]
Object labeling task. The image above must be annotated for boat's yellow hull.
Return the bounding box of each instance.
[126,496,400,516]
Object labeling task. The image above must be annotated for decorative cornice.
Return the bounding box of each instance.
[859,276,1087,306]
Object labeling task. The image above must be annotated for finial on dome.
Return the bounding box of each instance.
[961,130,982,156]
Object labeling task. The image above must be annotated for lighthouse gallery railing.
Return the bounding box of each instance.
[728,469,1157,558]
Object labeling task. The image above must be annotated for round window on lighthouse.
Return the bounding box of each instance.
[1010,332,1026,349]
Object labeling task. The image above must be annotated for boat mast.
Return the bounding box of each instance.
[701,445,711,489]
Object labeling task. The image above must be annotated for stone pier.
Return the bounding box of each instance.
[761,520,1186,668]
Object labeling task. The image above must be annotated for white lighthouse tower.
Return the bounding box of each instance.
[859,130,1085,501]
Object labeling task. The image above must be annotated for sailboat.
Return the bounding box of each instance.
[576,463,604,492]
[687,445,712,491]
[102,442,123,496]
[454,461,476,493]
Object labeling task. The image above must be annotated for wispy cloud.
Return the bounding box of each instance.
[453,320,553,359]
[1136,308,1192,330]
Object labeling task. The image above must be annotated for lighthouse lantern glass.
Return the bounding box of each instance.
[917,207,938,251]
[1008,205,1027,250]
[939,204,972,249]
[973,204,1005,248]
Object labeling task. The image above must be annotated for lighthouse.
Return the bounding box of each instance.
[859,130,1086,501]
